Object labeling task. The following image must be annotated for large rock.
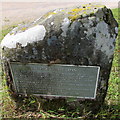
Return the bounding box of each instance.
[1,4,118,113]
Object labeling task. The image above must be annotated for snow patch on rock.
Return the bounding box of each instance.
[1,25,46,48]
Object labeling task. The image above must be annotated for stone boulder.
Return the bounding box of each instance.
[1,4,118,114]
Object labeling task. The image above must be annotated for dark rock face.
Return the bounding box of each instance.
[1,4,118,113]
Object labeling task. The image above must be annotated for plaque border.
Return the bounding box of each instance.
[9,62,100,99]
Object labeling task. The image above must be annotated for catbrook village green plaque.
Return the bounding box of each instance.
[10,62,100,99]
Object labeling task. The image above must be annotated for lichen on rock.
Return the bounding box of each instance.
[1,3,118,114]
[61,18,71,37]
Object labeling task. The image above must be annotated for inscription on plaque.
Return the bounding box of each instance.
[10,62,100,99]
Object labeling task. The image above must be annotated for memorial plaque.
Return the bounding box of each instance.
[9,62,100,99]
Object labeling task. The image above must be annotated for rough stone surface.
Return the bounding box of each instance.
[1,4,118,113]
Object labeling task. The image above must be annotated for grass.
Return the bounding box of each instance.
[0,25,17,41]
[107,7,119,104]
[0,8,120,119]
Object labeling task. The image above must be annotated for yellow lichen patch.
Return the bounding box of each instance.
[71,8,86,12]
[21,27,27,31]
[68,4,104,21]
[61,10,65,12]
[68,14,81,22]
[83,11,87,14]
[44,12,57,18]
[68,8,87,21]
[68,12,77,15]
[68,7,87,21]
[87,7,91,9]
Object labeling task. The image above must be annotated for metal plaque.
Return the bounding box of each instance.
[9,62,100,99]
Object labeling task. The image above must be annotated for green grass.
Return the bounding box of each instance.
[106,8,119,104]
[0,25,17,42]
[0,8,120,119]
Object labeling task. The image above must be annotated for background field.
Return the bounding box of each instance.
[0,3,120,119]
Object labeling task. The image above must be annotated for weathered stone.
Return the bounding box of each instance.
[1,4,118,113]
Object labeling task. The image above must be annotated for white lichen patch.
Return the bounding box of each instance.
[115,27,118,34]
[84,18,96,37]
[53,10,57,14]
[61,18,71,37]
[95,21,116,59]
[53,8,62,13]
[51,22,54,25]
[1,25,46,48]
[86,27,96,37]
